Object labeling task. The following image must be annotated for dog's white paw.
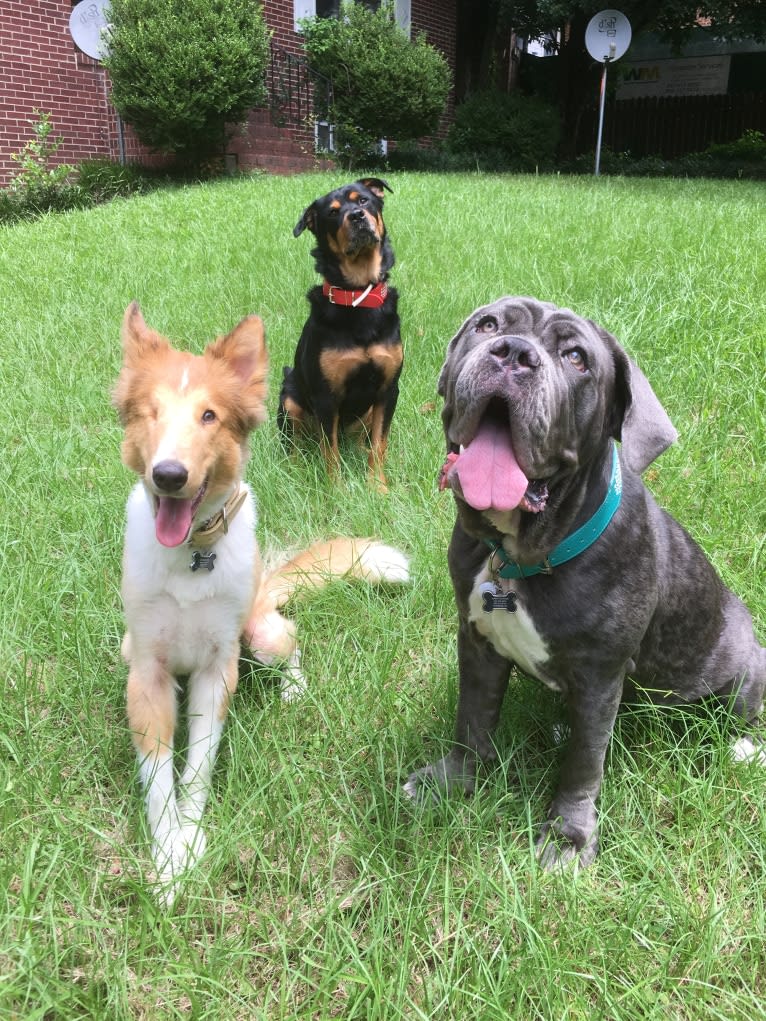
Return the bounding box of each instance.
[152,821,207,904]
[731,735,766,767]
[280,668,307,702]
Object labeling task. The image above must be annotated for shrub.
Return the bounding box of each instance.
[446,90,560,172]
[301,1,451,169]
[2,111,86,220]
[75,159,155,203]
[103,0,270,163]
[706,128,766,163]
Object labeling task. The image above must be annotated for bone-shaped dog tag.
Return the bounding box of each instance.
[479,580,517,613]
[190,550,217,572]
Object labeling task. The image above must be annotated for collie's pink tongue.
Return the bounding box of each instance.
[155,497,193,547]
[450,419,529,511]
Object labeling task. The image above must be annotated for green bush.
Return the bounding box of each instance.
[103,0,270,162]
[75,159,155,202]
[446,90,560,171]
[1,111,87,221]
[565,136,766,181]
[301,1,451,169]
[0,115,166,224]
[706,128,766,163]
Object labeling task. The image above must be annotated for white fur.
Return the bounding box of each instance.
[358,544,410,585]
[468,565,554,688]
[116,307,409,905]
[122,483,257,897]
[123,483,256,652]
[731,736,766,767]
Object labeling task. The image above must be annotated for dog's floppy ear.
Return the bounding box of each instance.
[206,315,269,428]
[437,311,478,448]
[357,177,393,200]
[608,332,678,474]
[438,310,474,399]
[293,202,318,238]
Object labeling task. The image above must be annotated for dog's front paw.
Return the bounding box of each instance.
[731,734,766,767]
[535,802,598,871]
[280,663,306,702]
[152,821,207,904]
[403,753,476,804]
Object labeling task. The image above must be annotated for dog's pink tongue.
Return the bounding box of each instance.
[155,497,193,547]
[451,420,529,511]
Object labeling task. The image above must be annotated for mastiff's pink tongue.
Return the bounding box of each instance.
[449,419,529,512]
[155,496,193,547]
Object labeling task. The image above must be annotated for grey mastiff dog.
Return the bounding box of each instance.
[405,296,765,867]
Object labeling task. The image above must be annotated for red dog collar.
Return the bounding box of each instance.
[322,280,388,308]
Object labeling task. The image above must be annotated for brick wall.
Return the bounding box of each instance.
[3,1,101,182]
[413,0,457,134]
[228,0,327,174]
[0,0,457,186]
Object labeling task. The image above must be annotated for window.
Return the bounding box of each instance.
[294,0,409,33]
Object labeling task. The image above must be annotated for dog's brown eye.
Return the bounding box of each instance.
[476,316,498,334]
[201,409,216,424]
[564,348,587,372]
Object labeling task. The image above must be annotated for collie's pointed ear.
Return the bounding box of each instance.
[207,315,269,427]
[121,301,169,363]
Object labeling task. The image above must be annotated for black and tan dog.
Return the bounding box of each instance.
[278,178,402,492]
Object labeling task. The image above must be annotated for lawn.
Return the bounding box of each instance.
[1,170,764,1020]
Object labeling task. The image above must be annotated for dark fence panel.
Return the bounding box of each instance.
[582,92,766,157]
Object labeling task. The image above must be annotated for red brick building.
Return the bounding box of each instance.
[0,0,456,186]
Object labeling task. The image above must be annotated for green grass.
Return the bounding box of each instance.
[1,171,765,1019]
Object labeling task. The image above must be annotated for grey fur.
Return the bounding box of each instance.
[406,296,765,868]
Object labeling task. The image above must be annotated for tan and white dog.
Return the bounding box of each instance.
[113,302,409,900]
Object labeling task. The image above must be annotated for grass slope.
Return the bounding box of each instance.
[0,172,764,1019]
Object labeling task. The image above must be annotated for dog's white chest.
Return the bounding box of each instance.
[468,567,554,687]
[122,484,256,675]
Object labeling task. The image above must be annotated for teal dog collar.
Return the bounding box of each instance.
[485,443,622,580]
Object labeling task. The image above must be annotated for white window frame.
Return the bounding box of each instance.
[294,0,411,33]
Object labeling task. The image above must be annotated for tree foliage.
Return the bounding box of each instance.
[493,0,766,49]
[103,0,270,161]
[458,0,766,159]
[301,1,451,167]
[447,90,560,169]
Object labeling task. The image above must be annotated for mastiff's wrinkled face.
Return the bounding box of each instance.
[438,296,673,516]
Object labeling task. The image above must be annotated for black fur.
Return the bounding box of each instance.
[278,178,402,492]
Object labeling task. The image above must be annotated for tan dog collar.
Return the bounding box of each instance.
[188,486,248,551]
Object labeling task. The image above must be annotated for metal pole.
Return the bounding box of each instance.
[594,58,609,176]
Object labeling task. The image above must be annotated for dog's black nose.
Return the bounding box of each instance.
[348,207,366,222]
[152,459,189,492]
[490,335,541,372]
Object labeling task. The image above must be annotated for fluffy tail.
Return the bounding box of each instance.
[253,538,410,616]
[242,538,409,699]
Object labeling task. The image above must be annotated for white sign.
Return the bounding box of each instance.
[69,0,110,60]
[617,55,731,99]
[585,9,632,63]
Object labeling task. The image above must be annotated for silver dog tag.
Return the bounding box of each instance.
[479,580,517,613]
[190,550,217,572]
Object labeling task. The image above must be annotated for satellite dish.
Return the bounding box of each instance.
[585,9,632,63]
[69,0,110,61]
